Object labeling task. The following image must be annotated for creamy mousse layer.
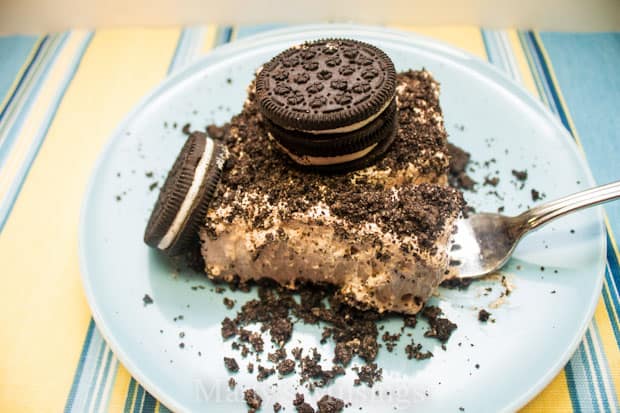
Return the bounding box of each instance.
[203,187,461,314]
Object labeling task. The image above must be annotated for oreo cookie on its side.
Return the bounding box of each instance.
[144,132,228,256]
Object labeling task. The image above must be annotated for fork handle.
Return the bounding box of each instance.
[520,180,620,231]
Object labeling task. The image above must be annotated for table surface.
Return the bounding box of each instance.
[0,24,618,412]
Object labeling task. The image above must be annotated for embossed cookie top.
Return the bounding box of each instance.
[256,38,396,132]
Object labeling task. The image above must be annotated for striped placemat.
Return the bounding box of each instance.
[0,25,618,412]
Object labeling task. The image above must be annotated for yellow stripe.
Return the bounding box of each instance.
[200,25,218,54]
[107,365,132,413]
[0,32,88,203]
[0,36,45,116]
[521,370,573,412]
[0,28,179,413]
[597,288,620,401]
[506,30,538,96]
[389,25,487,60]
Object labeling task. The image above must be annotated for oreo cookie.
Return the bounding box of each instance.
[255,38,397,171]
[300,111,398,174]
[266,98,397,158]
[144,132,228,256]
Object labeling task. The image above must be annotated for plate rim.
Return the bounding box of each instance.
[79,23,606,413]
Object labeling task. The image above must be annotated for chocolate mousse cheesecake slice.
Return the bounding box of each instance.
[200,69,464,314]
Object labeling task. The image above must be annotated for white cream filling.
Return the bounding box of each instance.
[158,138,214,250]
[298,97,393,135]
[269,133,378,166]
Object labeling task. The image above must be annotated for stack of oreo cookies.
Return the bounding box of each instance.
[256,38,398,173]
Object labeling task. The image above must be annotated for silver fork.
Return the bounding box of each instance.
[449,180,620,279]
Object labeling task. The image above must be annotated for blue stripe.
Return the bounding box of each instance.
[0,35,40,120]
[565,359,583,413]
[83,336,108,411]
[585,330,611,411]
[591,320,620,410]
[64,319,96,412]
[480,30,494,64]
[215,26,233,45]
[0,34,65,164]
[0,36,48,124]
[603,268,620,347]
[605,241,620,319]
[518,31,557,113]
[0,32,93,232]
[158,403,173,413]
[577,342,600,412]
[527,32,573,134]
[132,384,145,413]
[142,391,157,413]
[123,379,137,413]
[606,234,620,287]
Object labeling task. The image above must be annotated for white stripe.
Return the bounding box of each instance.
[87,346,112,413]
[583,328,606,412]
[498,31,522,83]
[527,37,559,114]
[69,328,106,412]
[589,323,619,412]
[97,354,119,413]
[606,262,620,301]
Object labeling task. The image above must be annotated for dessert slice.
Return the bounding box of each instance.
[200,70,464,314]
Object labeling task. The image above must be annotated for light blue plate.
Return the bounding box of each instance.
[80,25,605,413]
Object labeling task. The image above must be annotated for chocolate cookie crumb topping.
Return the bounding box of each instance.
[224,357,239,372]
[478,309,491,322]
[244,389,262,412]
[317,395,345,413]
[142,294,153,306]
[512,169,528,181]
